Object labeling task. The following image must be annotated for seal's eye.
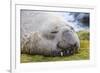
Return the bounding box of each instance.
[70,26,75,31]
[70,27,74,30]
[51,31,58,34]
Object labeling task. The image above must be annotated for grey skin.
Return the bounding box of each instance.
[21,11,80,56]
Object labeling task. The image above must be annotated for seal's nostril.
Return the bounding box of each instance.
[57,42,60,48]
[74,42,77,47]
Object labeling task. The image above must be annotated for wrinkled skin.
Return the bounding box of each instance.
[21,11,80,56]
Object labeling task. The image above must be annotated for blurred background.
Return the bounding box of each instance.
[62,12,89,31]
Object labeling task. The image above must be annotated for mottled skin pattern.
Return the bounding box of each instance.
[21,12,80,56]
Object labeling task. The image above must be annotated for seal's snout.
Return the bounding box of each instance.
[57,30,80,56]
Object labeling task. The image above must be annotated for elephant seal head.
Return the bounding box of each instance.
[40,20,80,56]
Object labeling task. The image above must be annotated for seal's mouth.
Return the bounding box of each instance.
[43,42,79,56]
[57,42,79,56]
[50,47,78,57]
[59,48,75,56]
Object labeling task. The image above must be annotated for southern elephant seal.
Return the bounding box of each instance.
[21,11,80,56]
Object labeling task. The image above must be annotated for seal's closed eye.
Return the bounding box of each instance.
[50,31,58,34]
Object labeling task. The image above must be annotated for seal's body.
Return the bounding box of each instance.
[21,11,80,56]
